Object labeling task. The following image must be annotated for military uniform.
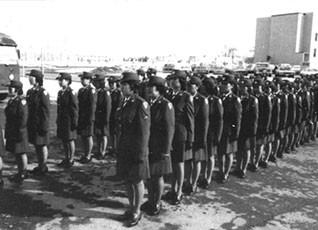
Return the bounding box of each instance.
[0,118,4,154]
[218,92,242,155]
[268,91,281,143]
[26,86,50,145]
[109,77,123,138]
[5,95,29,154]
[56,86,78,141]
[116,93,151,181]
[77,84,97,136]
[148,95,175,176]
[255,92,272,145]
[238,94,258,151]
[94,87,111,137]
[166,89,194,163]
[276,90,288,139]
[192,92,209,161]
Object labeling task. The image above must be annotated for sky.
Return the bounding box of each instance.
[0,0,317,57]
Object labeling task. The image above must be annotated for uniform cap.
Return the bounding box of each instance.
[120,72,139,83]
[189,76,202,87]
[6,80,22,89]
[253,78,264,86]
[79,71,93,79]
[108,75,121,82]
[147,76,165,87]
[273,77,283,85]
[238,78,252,87]
[202,77,216,89]
[56,72,72,81]
[171,70,187,79]
[93,74,106,81]
[264,80,277,90]
[281,80,291,87]
[294,77,303,84]
[137,69,145,76]
[221,74,235,84]
[27,69,43,79]
[146,68,157,76]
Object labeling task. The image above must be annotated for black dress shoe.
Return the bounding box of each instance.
[259,161,268,169]
[240,171,247,179]
[65,160,74,168]
[171,194,182,205]
[162,191,175,201]
[57,159,68,167]
[140,201,151,212]
[30,166,49,175]
[9,172,28,183]
[79,156,92,164]
[119,210,132,221]
[268,155,277,163]
[149,203,162,216]
[200,179,210,189]
[128,212,142,227]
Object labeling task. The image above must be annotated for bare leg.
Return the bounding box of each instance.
[132,180,144,215]
[242,150,251,174]
[224,153,233,179]
[100,136,108,157]
[176,162,184,197]
[184,160,192,187]
[206,155,215,184]
[192,160,201,192]
[255,144,264,167]
[263,143,272,163]
[69,140,75,162]
[126,182,134,211]
[154,176,164,205]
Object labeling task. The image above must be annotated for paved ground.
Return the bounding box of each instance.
[0,95,318,230]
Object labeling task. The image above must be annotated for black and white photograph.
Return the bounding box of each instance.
[0,0,318,229]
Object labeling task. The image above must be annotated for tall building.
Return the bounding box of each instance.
[254,12,318,68]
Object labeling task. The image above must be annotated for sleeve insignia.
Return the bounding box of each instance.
[43,90,48,96]
[107,91,110,96]
[72,90,76,96]
[21,99,26,106]
[168,102,173,110]
[143,101,148,109]
[92,88,96,94]
[204,98,208,105]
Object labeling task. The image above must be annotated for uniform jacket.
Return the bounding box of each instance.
[77,84,97,129]
[239,94,258,138]
[26,87,50,134]
[148,95,175,156]
[166,90,194,143]
[56,86,78,131]
[95,88,111,127]
[295,90,303,124]
[300,90,311,122]
[110,89,123,120]
[287,92,296,127]
[276,91,288,130]
[138,79,149,101]
[255,93,272,136]
[207,95,223,145]
[116,94,151,161]
[5,95,28,143]
[312,87,318,116]
[269,94,281,133]
[221,92,242,141]
[192,93,209,146]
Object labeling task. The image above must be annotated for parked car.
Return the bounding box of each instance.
[194,65,209,74]
[300,68,318,77]
[254,62,272,74]
[277,63,295,77]
[162,64,175,73]
[291,65,301,74]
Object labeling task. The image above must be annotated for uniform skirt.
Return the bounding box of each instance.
[192,146,207,162]
[117,156,150,181]
[57,125,77,142]
[171,141,186,163]
[28,126,49,146]
[0,127,5,156]
[267,133,275,143]
[238,137,254,151]
[94,124,110,137]
[256,135,267,146]
[77,124,94,137]
[149,153,172,176]
[5,136,29,154]
[218,134,237,156]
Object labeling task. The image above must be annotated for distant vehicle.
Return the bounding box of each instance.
[277,63,295,77]
[291,65,301,74]
[194,65,209,75]
[300,68,318,77]
[162,64,175,73]
[0,33,20,100]
[210,66,226,76]
[254,62,272,75]
[176,64,192,73]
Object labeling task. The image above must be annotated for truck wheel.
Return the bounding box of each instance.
[0,93,8,100]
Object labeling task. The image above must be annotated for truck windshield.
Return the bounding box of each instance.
[0,46,18,64]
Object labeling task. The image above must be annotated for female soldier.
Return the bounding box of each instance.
[26,70,50,175]
[77,72,97,163]
[5,80,29,183]
[56,73,78,168]
[142,76,175,215]
[0,114,4,186]
[116,72,150,227]
[92,74,111,159]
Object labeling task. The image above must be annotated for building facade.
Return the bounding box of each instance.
[254,12,318,68]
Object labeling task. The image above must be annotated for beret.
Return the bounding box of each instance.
[56,72,72,81]
[189,76,202,87]
[238,78,252,87]
[27,69,43,79]
[79,71,93,79]
[253,78,264,86]
[121,72,139,83]
[221,74,235,84]
[93,74,106,81]
[147,76,165,87]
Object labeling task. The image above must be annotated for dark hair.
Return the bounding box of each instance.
[36,77,43,86]
[156,85,166,95]
[125,80,139,93]
[179,77,187,91]
[17,87,23,95]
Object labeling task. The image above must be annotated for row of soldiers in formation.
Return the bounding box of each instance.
[0,67,317,227]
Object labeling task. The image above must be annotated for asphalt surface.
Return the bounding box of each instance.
[0,89,318,230]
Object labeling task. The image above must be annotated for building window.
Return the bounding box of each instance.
[316,33,318,41]
[314,49,317,57]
